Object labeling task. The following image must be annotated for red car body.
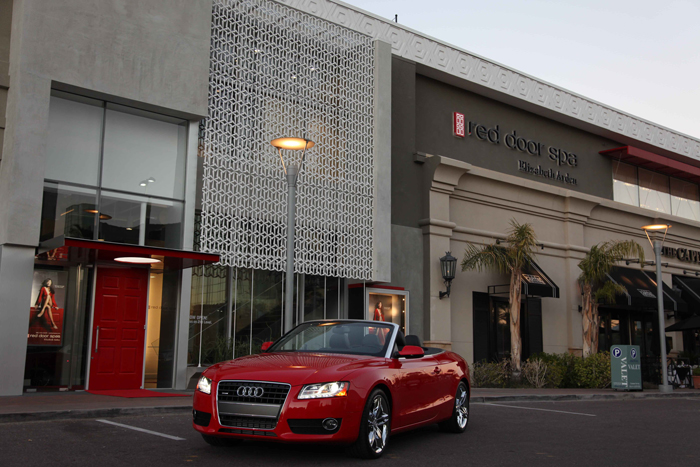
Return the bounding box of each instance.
[192,321,469,447]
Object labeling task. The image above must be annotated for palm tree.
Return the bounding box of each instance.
[577,240,645,357]
[461,219,538,374]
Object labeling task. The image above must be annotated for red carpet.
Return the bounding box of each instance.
[87,389,191,398]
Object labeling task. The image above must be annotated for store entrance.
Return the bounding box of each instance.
[88,267,148,390]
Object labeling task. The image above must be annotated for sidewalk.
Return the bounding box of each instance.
[1,387,698,423]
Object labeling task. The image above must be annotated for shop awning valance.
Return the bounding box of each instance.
[488,261,560,298]
[605,267,686,312]
[36,236,220,270]
[672,275,700,313]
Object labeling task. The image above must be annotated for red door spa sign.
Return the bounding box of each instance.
[28,270,67,346]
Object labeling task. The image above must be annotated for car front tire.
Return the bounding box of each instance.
[347,388,391,459]
[439,381,469,433]
[201,434,242,447]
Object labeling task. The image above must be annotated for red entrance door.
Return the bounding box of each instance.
[89,267,148,390]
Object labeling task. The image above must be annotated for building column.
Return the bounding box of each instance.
[421,157,472,349]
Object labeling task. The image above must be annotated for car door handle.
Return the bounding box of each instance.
[94,326,99,353]
[433,367,441,375]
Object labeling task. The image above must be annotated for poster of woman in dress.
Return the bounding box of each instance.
[28,270,67,346]
[368,294,392,345]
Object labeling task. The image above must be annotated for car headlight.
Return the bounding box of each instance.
[298,381,349,399]
[197,376,212,395]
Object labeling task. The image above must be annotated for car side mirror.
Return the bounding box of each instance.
[398,345,424,359]
[261,341,274,352]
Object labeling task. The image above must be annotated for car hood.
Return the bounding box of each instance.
[210,352,385,386]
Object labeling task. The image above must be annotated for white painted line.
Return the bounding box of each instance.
[96,419,186,440]
[480,403,596,417]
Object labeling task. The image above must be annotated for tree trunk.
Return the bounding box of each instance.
[581,284,593,357]
[509,268,522,373]
[592,302,600,353]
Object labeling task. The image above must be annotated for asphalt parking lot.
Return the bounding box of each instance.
[2,398,699,466]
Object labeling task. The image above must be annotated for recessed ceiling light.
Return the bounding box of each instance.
[126,227,133,231]
[114,257,161,264]
[147,177,156,183]
[140,181,147,187]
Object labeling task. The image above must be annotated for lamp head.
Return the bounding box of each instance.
[642,223,671,247]
[270,137,315,150]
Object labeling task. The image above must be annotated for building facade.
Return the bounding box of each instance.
[1,0,699,396]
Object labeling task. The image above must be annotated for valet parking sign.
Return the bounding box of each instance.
[611,345,642,391]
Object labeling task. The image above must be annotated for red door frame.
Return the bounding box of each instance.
[88,267,149,390]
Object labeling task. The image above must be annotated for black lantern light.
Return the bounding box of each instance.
[439,251,457,299]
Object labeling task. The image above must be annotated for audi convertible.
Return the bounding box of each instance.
[192,320,470,458]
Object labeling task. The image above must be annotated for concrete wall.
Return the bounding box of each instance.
[421,156,700,362]
[390,224,424,339]
[0,0,10,161]
[0,0,213,396]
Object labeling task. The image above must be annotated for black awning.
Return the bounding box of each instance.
[666,314,700,332]
[521,261,559,298]
[672,275,700,314]
[606,267,687,312]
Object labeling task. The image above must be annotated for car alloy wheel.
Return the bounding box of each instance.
[367,393,390,454]
[455,384,468,429]
[347,388,391,459]
[439,381,469,433]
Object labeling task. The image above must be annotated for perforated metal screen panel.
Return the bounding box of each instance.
[199,0,375,279]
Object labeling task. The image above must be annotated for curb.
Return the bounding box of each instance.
[472,391,700,403]
[0,405,191,424]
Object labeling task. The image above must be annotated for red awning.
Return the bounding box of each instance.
[36,236,220,270]
[600,146,700,184]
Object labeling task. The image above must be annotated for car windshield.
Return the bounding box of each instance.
[268,321,394,357]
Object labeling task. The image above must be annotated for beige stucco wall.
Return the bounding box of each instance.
[423,156,700,362]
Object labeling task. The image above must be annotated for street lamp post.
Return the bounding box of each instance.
[271,137,315,333]
[642,223,672,393]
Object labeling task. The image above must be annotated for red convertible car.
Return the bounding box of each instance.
[192,320,470,458]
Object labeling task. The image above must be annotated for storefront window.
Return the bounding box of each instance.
[102,104,187,200]
[98,191,183,248]
[25,264,92,389]
[671,178,700,222]
[303,275,325,322]
[45,93,103,186]
[639,169,671,214]
[368,290,407,334]
[252,270,283,353]
[40,183,97,242]
[612,162,639,207]
[187,265,230,367]
[233,268,253,357]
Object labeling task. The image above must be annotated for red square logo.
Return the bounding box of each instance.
[453,112,465,137]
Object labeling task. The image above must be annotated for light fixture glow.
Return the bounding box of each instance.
[114,257,161,264]
[84,209,112,220]
[270,137,315,150]
[139,181,148,187]
[147,177,156,183]
[642,224,671,231]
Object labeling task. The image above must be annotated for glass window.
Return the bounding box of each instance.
[612,162,639,207]
[45,94,103,186]
[98,191,183,249]
[304,275,325,321]
[671,178,700,222]
[326,278,340,319]
[233,268,253,357]
[252,269,283,353]
[638,168,671,214]
[40,183,97,242]
[102,104,187,200]
[198,265,230,366]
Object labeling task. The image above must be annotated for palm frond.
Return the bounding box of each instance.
[461,243,511,274]
[594,281,627,304]
[505,219,538,269]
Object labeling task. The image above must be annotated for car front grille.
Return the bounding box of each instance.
[219,415,278,430]
[217,380,291,430]
[217,381,290,405]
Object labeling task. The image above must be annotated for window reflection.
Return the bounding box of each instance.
[40,183,97,242]
[98,191,183,248]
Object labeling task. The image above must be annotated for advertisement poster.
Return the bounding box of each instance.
[28,269,67,346]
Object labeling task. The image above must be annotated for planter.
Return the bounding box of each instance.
[693,375,700,389]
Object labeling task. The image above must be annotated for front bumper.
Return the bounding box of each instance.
[192,383,363,444]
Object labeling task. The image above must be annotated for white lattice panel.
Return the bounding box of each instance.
[200,0,374,280]
[280,0,700,162]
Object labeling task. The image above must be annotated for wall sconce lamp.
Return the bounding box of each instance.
[439,251,457,299]
[683,270,700,277]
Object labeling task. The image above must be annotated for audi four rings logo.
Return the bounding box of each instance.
[237,386,265,397]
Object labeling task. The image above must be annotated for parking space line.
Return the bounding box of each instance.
[96,419,187,440]
[479,403,596,417]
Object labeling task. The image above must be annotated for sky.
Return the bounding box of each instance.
[345,0,700,140]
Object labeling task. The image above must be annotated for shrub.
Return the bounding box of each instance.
[522,358,548,388]
[574,351,611,388]
[529,352,567,388]
[693,367,700,377]
[470,360,509,388]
